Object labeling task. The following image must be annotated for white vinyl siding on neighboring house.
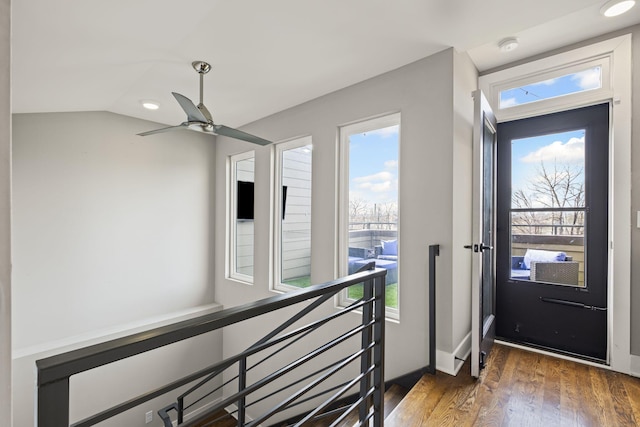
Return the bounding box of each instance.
[272,137,313,290]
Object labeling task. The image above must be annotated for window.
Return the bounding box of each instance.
[339,113,400,317]
[482,54,612,123]
[500,66,602,109]
[272,137,313,291]
[228,151,255,283]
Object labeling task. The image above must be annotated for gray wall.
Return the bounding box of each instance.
[629,25,640,357]
[214,47,478,421]
[12,111,222,426]
[0,0,11,424]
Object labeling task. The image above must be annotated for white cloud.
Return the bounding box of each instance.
[358,181,392,192]
[364,125,399,138]
[531,77,558,87]
[500,97,519,108]
[520,136,584,163]
[352,170,397,202]
[571,68,600,90]
[384,160,398,169]
[353,171,393,183]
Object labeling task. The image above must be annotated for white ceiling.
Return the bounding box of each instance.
[11,0,640,129]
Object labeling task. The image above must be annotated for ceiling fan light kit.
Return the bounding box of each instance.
[138,61,273,146]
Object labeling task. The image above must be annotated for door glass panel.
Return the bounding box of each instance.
[510,129,586,287]
[482,119,494,322]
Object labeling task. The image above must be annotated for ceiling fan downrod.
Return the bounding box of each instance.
[192,61,210,107]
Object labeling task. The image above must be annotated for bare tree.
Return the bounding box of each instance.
[513,160,584,235]
[378,202,398,230]
[349,198,369,228]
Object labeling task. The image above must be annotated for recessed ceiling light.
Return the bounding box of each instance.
[141,100,160,110]
[601,0,636,17]
[498,38,519,53]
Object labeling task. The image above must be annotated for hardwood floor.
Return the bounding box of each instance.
[385,343,640,426]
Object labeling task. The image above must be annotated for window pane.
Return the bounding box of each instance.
[510,130,586,287]
[500,66,601,109]
[280,143,312,288]
[228,151,255,282]
[345,123,399,308]
[234,155,254,279]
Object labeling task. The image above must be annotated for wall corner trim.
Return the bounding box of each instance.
[630,354,640,378]
[435,332,471,376]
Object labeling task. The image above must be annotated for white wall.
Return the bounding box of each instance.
[0,0,12,425]
[214,48,478,420]
[450,49,477,358]
[12,111,221,426]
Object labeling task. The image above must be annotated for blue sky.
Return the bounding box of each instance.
[511,129,585,203]
[349,125,399,205]
[502,67,597,206]
[500,66,601,108]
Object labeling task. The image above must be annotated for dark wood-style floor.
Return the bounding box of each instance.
[189,344,640,426]
[385,343,640,426]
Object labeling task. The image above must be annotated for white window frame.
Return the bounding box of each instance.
[226,150,255,284]
[481,42,617,123]
[337,112,401,320]
[480,34,632,374]
[270,136,313,293]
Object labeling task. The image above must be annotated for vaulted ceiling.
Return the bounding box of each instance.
[11,0,640,129]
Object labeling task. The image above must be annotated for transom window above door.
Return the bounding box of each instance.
[500,66,601,109]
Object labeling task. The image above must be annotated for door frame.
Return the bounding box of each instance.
[479,34,631,373]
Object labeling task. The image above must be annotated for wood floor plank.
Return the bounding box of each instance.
[539,352,562,426]
[386,344,640,427]
[622,373,640,425]
[602,370,638,426]
[384,372,450,426]
[471,345,517,427]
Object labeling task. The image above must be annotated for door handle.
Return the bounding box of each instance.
[464,243,493,253]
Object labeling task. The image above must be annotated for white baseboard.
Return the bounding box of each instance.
[436,332,471,376]
[172,397,224,427]
[224,403,257,426]
[630,354,640,378]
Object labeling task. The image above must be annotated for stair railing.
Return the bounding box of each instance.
[36,263,386,427]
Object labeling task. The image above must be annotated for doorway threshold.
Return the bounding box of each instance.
[495,339,610,370]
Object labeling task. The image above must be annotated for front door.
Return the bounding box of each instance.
[495,103,609,362]
[470,91,497,378]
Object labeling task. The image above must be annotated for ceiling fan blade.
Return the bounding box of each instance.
[172,92,208,123]
[137,123,188,136]
[213,124,273,146]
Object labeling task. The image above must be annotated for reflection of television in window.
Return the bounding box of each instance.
[237,181,288,220]
[237,181,254,220]
[281,185,288,220]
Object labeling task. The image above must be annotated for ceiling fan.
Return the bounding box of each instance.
[138,61,273,146]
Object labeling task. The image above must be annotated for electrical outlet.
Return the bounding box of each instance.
[145,411,153,424]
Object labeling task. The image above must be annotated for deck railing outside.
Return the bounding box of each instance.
[36,264,386,427]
